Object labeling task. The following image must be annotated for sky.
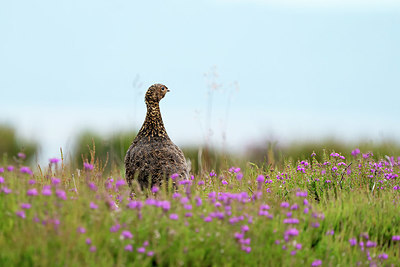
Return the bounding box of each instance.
[1,0,399,163]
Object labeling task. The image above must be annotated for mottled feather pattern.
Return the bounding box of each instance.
[125,84,189,190]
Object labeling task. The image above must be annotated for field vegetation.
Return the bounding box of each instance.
[1,144,400,266]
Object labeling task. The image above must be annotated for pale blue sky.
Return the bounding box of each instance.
[1,0,399,162]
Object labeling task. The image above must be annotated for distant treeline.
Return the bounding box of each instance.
[1,124,400,173]
[0,125,38,164]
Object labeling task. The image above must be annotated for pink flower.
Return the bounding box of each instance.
[42,186,52,196]
[147,251,154,256]
[21,203,31,209]
[169,214,179,220]
[77,227,86,234]
[84,163,94,170]
[170,173,179,180]
[16,210,26,219]
[51,177,61,186]
[137,247,146,253]
[27,188,38,196]
[55,189,67,200]
[121,230,133,239]
[2,187,12,194]
[90,202,98,209]
[124,244,133,251]
[20,166,33,175]
[49,158,61,164]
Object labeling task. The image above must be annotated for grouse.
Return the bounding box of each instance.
[125,83,189,190]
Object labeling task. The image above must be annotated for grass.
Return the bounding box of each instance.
[0,149,399,266]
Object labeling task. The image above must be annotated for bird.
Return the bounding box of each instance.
[125,83,189,191]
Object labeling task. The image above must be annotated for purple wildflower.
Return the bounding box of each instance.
[84,162,94,170]
[86,238,92,245]
[296,191,308,197]
[21,203,31,209]
[77,227,86,234]
[236,173,244,180]
[161,200,171,211]
[235,232,244,239]
[198,180,205,185]
[90,246,96,252]
[221,180,228,185]
[49,158,61,164]
[378,253,388,260]
[18,152,26,159]
[170,173,179,180]
[295,243,302,250]
[16,210,26,219]
[55,189,67,200]
[151,186,159,193]
[7,166,14,172]
[241,225,250,232]
[90,202,98,209]
[169,214,179,220]
[290,250,297,256]
[366,241,377,247]
[51,177,61,186]
[147,251,155,256]
[121,230,133,239]
[311,259,322,266]
[326,230,334,235]
[137,247,146,253]
[125,244,133,252]
[392,235,400,241]
[209,171,217,177]
[311,222,320,228]
[2,187,12,194]
[0,177,4,183]
[0,167,3,173]
[28,179,36,185]
[351,148,360,156]
[349,238,357,246]
[27,188,38,196]
[20,166,33,175]
[88,182,97,191]
[42,186,52,196]
[283,218,299,224]
[110,223,121,233]
[115,179,126,188]
[285,228,299,237]
[195,196,202,206]
[204,216,212,222]
[281,202,290,208]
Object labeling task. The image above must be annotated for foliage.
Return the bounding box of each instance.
[71,130,137,172]
[1,148,399,266]
[0,125,38,163]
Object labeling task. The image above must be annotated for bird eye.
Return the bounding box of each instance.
[162,87,166,91]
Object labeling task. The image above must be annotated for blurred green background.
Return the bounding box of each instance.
[2,123,399,173]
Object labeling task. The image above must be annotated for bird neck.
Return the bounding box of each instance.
[137,102,169,139]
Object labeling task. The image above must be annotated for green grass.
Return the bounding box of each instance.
[0,149,399,266]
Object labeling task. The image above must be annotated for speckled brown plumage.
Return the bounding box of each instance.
[125,83,189,190]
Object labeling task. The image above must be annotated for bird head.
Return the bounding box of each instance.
[145,84,170,105]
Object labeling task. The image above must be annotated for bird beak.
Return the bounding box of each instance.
[167,89,170,92]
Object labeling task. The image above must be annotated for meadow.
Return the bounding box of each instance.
[0,148,399,266]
